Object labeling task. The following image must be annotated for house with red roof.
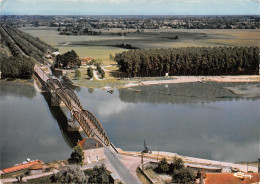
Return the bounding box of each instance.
[77,138,105,164]
[1,160,44,175]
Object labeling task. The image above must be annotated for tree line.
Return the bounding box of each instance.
[0,53,35,78]
[115,46,259,77]
[0,24,45,62]
[5,24,56,53]
[0,24,57,79]
[0,26,22,57]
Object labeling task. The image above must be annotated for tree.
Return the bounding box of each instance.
[97,64,105,78]
[68,145,84,166]
[55,50,81,69]
[16,174,24,183]
[169,156,185,174]
[88,164,111,184]
[171,167,196,184]
[87,67,93,79]
[114,46,259,77]
[109,54,114,60]
[50,165,87,184]
[0,55,34,79]
[75,69,81,79]
[157,157,169,173]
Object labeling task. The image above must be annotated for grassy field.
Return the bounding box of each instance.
[66,67,129,88]
[21,27,260,64]
[20,27,260,88]
[58,46,126,65]
[21,27,260,52]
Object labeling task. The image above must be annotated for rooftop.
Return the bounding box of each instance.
[2,160,44,174]
[77,138,103,150]
[205,173,260,184]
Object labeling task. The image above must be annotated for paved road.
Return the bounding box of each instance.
[104,146,142,184]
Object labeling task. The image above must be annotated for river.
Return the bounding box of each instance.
[0,81,259,169]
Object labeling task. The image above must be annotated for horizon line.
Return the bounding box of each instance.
[1,14,259,16]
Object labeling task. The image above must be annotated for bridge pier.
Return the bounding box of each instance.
[50,90,65,107]
[67,111,83,132]
[51,94,61,106]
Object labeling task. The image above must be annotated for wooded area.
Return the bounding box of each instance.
[55,50,81,68]
[0,53,35,78]
[0,24,55,78]
[115,46,259,77]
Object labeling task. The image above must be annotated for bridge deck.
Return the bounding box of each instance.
[34,65,109,145]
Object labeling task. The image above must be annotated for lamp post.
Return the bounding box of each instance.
[141,140,152,170]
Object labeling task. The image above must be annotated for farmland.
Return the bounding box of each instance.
[20,26,260,65]
[21,27,260,58]
[20,26,260,88]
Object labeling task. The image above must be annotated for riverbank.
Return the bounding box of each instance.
[124,75,260,88]
[116,148,259,173]
[64,71,260,89]
[2,147,258,183]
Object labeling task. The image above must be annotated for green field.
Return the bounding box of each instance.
[58,46,126,63]
[21,27,260,64]
[20,27,260,88]
[20,27,128,65]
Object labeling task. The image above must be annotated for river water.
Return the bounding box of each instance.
[0,81,259,169]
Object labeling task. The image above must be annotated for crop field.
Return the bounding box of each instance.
[21,27,260,65]
[58,46,126,64]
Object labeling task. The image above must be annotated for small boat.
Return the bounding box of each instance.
[107,90,114,94]
[198,81,206,84]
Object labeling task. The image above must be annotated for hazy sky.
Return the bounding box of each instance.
[0,0,259,15]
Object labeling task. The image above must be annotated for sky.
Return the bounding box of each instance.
[0,0,259,15]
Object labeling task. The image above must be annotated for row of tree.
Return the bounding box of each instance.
[1,24,44,62]
[0,53,35,78]
[5,24,56,53]
[0,26,22,57]
[115,46,259,77]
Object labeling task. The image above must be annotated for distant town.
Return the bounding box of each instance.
[2,15,259,34]
[0,12,260,184]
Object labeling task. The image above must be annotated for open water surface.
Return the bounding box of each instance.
[0,81,259,169]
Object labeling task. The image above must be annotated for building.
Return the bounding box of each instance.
[1,160,44,175]
[28,162,45,175]
[203,173,260,184]
[77,138,105,164]
[52,51,61,57]
[80,56,93,65]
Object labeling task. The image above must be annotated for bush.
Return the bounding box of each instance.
[87,67,93,78]
[155,156,196,183]
[68,145,84,166]
[75,69,81,79]
[171,167,196,184]
[169,156,185,174]
[87,164,111,184]
[157,157,169,173]
[50,165,87,184]
[97,64,105,78]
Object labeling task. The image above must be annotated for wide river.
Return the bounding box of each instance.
[0,81,259,169]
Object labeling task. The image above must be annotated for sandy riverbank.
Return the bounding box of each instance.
[116,148,259,173]
[124,75,260,88]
